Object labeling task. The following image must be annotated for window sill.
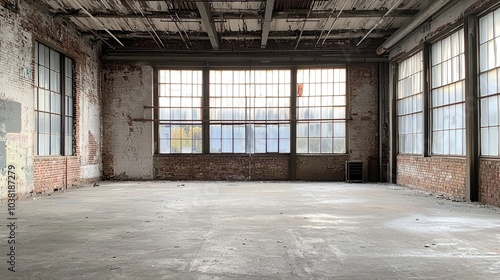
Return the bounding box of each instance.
[34,155,78,160]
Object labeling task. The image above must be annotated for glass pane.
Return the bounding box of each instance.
[159,139,170,153]
[279,138,290,153]
[309,123,320,137]
[65,117,73,136]
[51,114,60,134]
[210,138,221,153]
[51,92,61,114]
[267,139,278,153]
[50,49,60,71]
[297,138,308,153]
[333,138,346,153]
[51,135,60,155]
[65,136,72,155]
[65,58,73,78]
[233,138,245,153]
[489,96,499,126]
[322,123,333,138]
[43,45,50,67]
[321,138,333,153]
[489,127,499,156]
[309,138,320,153]
[334,121,345,138]
[39,134,50,156]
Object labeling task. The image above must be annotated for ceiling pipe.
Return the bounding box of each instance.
[320,0,348,47]
[72,0,124,47]
[314,0,338,47]
[376,0,454,55]
[261,0,275,48]
[356,0,403,47]
[294,0,315,49]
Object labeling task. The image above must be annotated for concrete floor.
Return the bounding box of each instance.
[1,182,500,279]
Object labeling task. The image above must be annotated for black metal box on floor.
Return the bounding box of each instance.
[345,161,363,183]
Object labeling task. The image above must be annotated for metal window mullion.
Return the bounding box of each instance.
[389,62,398,183]
[60,53,66,156]
[203,68,210,154]
[421,45,431,157]
[153,68,159,154]
[465,15,479,201]
[290,67,297,180]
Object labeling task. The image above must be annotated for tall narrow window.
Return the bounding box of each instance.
[397,51,424,154]
[35,42,74,156]
[431,29,466,155]
[64,58,74,155]
[296,68,346,154]
[158,70,203,154]
[479,8,500,156]
[209,70,291,153]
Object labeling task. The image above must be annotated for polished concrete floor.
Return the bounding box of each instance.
[1,181,500,279]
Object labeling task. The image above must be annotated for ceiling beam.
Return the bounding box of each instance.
[261,0,275,48]
[82,29,397,40]
[194,1,219,49]
[54,9,419,20]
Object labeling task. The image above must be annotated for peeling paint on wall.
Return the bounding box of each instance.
[0,99,22,174]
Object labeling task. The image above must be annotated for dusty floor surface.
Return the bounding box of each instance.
[1,181,500,279]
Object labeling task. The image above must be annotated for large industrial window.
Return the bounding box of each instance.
[158,70,203,153]
[209,70,291,153]
[35,42,74,156]
[296,68,346,153]
[479,8,500,156]
[431,29,466,156]
[397,52,424,154]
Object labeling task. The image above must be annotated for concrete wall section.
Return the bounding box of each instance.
[102,63,154,180]
[397,155,466,200]
[0,1,101,199]
[479,159,500,206]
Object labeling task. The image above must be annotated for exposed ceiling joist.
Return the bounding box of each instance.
[195,1,219,50]
[82,29,397,41]
[261,0,275,48]
[53,9,419,20]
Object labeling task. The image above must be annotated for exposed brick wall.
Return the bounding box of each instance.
[153,155,290,181]
[296,155,350,181]
[0,1,101,199]
[349,63,380,181]
[87,131,98,165]
[102,62,153,180]
[479,159,500,206]
[33,157,81,194]
[397,155,466,199]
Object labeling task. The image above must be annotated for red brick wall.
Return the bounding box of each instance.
[33,157,81,193]
[479,159,500,206]
[153,155,290,181]
[397,155,466,199]
[296,155,350,181]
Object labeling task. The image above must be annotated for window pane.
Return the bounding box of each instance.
[296,68,346,154]
[158,70,203,154]
[397,52,424,154]
[479,8,500,157]
[430,30,465,155]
